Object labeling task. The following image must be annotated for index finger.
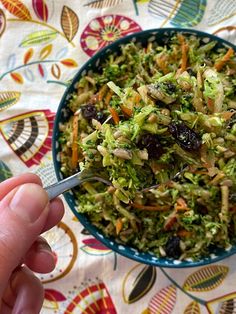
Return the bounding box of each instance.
[0,173,42,201]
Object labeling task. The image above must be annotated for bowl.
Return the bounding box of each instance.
[52,28,236,268]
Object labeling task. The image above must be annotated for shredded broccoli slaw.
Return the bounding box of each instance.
[59,33,236,260]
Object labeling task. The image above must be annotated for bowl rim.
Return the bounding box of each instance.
[52,27,236,268]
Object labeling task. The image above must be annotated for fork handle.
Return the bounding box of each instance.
[45,172,84,200]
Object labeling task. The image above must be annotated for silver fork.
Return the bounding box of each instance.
[45,169,112,200]
[45,165,188,200]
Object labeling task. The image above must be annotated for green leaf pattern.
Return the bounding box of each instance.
[20,30,58,47]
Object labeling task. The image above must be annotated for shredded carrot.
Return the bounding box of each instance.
[134,93,141,104]
[177,229,191,237]
[178,34,188,73]
[176,197,187,207]
[71,115,79,169]
[98,84,108,102]
[175,197,190,211]
[175,206,190,211]
[116,218,123,235]
[108,107,120,124]
[120,105,133,117]
[131,203,170,211]
[220,111,236,120]
[214,47,235,72]
[155,54,169,74]
[207,97,214,112]
[105,90,113,106]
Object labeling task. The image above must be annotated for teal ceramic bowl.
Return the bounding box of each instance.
[53,28,236,268]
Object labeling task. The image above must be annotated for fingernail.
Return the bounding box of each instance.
[37,241,52,254]
[9,184,49,223]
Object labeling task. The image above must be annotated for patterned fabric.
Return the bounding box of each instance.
[0,1,236,313]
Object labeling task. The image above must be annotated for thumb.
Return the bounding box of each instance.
[0,183,49,296]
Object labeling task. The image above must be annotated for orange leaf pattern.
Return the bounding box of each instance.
[10,72,24,84]
[60,58,78,67]
[23,48,34,64]
[1,0,32,20]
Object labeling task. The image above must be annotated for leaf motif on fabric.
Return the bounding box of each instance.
[148,0,206,27]
[7,54,16,70]
[0,9,6,37]
[10,72,24,84]
[207,0,236,26]
[122,264,156,304]
[61,5,79,42]
[20,30,57,47]
[1,0,32,20]
[81,237,112,255]
[55,46,68,59]
[32,0,48,22]
[148,284,177,314]
[60,58,78,67]
[38,63,47,78]
[44,289,66,302]
[0,161,12,182]
[183,265,229,292]
[184,301,201,314]
[84,0,123,9]
[51,64,61,79]
[23,48,34,64]
[23,68,34,82]
[39,44,52,60]
[0,91,21,111]
[65,281,117,314]
[206,292,236,314]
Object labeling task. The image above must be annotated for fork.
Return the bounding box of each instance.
[45,169,112,200]
[45,165,188,200]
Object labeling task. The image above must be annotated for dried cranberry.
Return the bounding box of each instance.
[137,134,163,159]
[165,236,181,259]
[81,104,97,120]
[168,122,201,151]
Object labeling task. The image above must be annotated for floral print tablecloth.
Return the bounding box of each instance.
[0,1,236,313]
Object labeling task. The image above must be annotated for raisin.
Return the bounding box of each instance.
[168,122,201,151]
[165,236,181,259]
[81,104,107,123]
[137,134,163,159]
[81,104,97,120]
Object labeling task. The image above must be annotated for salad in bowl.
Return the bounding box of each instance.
[54,28,236,267]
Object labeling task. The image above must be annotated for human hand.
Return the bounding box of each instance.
[0,173,64,314]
